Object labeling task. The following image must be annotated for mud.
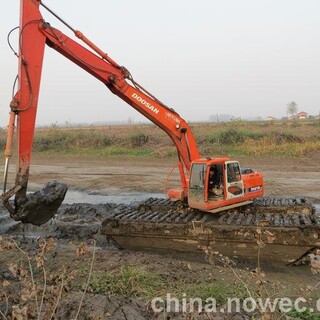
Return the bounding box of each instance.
[3,155,319,201]
[2,197,318,266]
[0,156,319,319]
[12,181,68,225]
[55,292,250,320]
[1,156,320,254]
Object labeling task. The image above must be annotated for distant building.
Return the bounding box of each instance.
[296,111,308,119]
[288,111,308,120]
[264,116,277,121]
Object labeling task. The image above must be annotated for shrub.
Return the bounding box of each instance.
[33,130,112,151]
[270,131,303,143]
[218,129,246,145]
[130,132,149,147]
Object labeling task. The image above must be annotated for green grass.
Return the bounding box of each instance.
[87,266,164,298]
[182,282,247,302]
[287,309,320,320]
[85,266,247,301]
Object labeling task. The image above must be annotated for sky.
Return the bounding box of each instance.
[1,0,320,126]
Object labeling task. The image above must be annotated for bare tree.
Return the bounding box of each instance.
[287,101,298,117]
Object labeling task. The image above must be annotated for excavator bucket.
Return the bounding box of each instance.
[9,181,67,226]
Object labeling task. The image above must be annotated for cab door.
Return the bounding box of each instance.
[225,161,244,200]
[188,163,206,207]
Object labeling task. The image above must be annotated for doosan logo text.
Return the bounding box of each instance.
[132,93,159,114]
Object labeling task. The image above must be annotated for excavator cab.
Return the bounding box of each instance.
[188,158,263,213]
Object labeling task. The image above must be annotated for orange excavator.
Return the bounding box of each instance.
[1,0,264,226]
[2,1,318,264]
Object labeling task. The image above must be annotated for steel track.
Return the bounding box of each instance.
[102,197,320,264]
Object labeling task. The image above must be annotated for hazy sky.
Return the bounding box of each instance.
[1,0,320,126]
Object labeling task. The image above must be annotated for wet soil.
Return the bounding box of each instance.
[31,154,320,203]
[0,155,319,319]
[3,154,319,202]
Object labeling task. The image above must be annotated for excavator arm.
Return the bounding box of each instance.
[2,0,200,225]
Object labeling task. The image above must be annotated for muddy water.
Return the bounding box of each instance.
[63,190,320,215]
[0,189,166,244]
[63,190,165,205]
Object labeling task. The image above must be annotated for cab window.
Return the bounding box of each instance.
[227,162,241,183]
[190,163,206,190]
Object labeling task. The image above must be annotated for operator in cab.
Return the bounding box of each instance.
[208,165,223,197]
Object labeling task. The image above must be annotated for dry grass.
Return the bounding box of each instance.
[1,119,319,158]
